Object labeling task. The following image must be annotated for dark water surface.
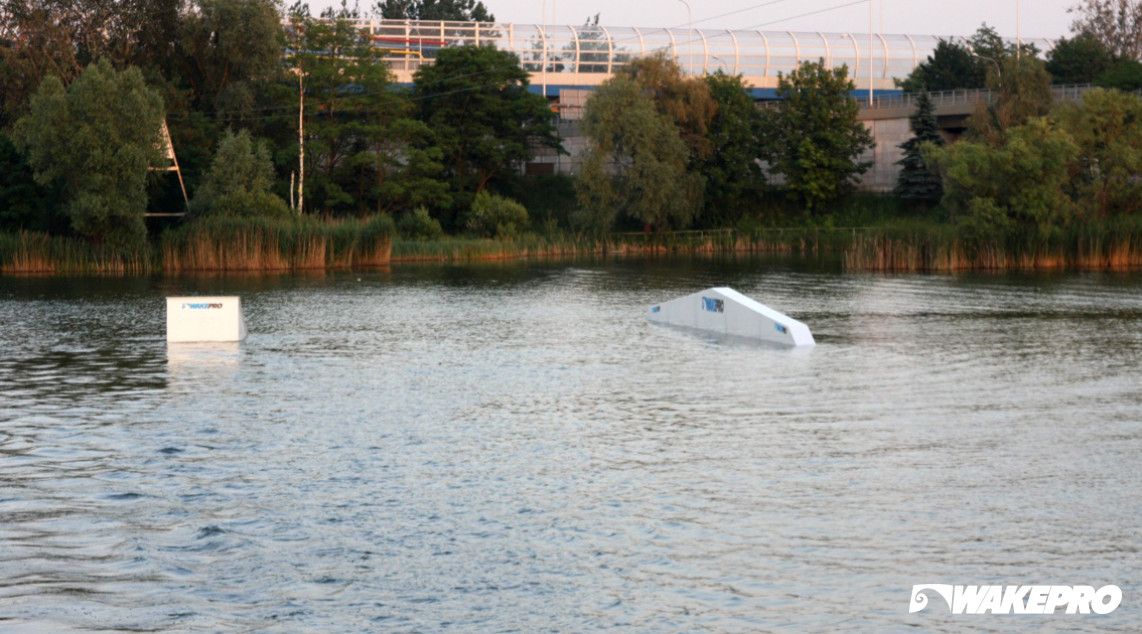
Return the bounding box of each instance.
[1,257,1140,632]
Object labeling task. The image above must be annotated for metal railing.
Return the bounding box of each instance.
[856,84,1142,111]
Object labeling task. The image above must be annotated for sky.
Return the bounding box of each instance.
[316,0,1081,39]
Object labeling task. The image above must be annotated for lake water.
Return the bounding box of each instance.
[1,257,1140,632]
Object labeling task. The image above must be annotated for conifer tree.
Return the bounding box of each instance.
[894,93,945,205]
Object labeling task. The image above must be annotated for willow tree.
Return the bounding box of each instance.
[575,76,700,233]
[14,58,164,247]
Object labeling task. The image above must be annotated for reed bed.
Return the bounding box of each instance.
[842,219,1142,272]
[160,215,394,272]
[7,217,1142,275]
[0,231,152,275]
[392,229,769,262]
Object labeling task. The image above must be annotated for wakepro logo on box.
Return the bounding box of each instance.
[166,296,247,343]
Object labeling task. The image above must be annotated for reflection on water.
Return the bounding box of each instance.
[1,258,1141,632]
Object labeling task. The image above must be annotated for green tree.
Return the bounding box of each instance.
[191,129,291,218]
[696,71,763,226]
[897,40,985,92]
[926,117,1079,238]
[290,14,401,216]
[176,0,284,112]
[0,0,182,125]
[759,59,874,213]
[895,24,1037,93]
[14,58,164,247]
[894,93,945,205]
[575,77,699,233]
[1068,0,1142,60]
[967,55,1054,144]
[413,45,561,228]
[360,118,452,216]
[1096,59,1142,90]
[374,0,494,21]
[1053,88,1142,217]
[0,132,62,232]
[1046,32,1116,84]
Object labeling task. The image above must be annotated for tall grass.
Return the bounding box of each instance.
[392,230,757,262]
[160,215,393,272]
[843,219,1142,272]
[0,231,152,274]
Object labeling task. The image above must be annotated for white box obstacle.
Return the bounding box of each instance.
[647,287,815,347]
[166,296,247,343]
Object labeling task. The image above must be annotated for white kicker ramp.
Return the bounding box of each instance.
[166,296,247,343]
[647,287,814,347]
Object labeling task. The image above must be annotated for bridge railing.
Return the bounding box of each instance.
[854,84,1140,112]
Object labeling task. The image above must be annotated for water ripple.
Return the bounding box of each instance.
[1,261,1140,632]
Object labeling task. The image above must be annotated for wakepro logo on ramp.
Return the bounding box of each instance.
[647,287,814,347]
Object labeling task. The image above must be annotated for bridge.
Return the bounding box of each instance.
[348,18,1056,99]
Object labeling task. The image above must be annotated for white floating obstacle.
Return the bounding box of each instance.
[647,287,815,347]
[166,296,247,343]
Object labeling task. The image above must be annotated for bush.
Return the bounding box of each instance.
[397,207,444,241]
[465,191,529,239]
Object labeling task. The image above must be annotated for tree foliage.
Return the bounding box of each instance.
[1069,0,1142,60]
[966,55,1054,144]
[696,71,763,226]
[759,59,874,212]
[894,93,945,205]
[14,58,163,246]
[1052,88,1142,217]
[927,118,1080,239]
[1096,59,1142,90]
[413,45,561,227]
[576,77,700,233]
[0,131,60,231]
[897,40,985,92]
[192,129,291,218]
[291,14,396,215]
[896,25,1038,93]
[615,52,716,161]
[177,0,284,112]
[0,0,181,125]
[374,0,494,21]
[1046,32,1117,84]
